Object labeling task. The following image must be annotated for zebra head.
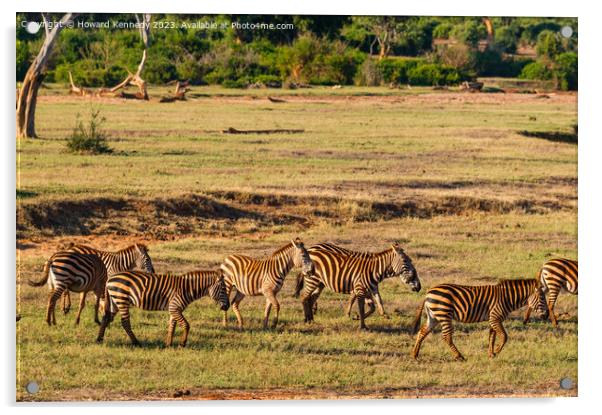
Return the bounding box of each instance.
[291,238,314,276]
[210,275,230,311]
[134,244,155,273]
[391,243,421,292]
[528,281,549,320]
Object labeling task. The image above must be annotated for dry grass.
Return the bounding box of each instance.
[16,85,577,401]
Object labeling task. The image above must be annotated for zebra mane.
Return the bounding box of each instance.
[497,278,538,292]
[270,242,294,257]
[313,243,392,258]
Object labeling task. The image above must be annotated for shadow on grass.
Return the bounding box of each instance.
[518,130,578,144]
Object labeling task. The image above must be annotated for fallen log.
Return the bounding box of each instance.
[159,80,189,103]
[221,127,305,135]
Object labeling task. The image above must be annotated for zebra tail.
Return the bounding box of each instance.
[28,259,52,287]
[411,299,426,335]
[293,272,304,298]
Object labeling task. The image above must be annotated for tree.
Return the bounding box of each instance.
[344,17,405,59]
[16,13,78,138]
[110,14,151,99]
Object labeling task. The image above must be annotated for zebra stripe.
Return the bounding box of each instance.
[411,278,548,361]
[533,258,577,327]
[59,243,155,321]
[300,242,420,329]
[220,238,313,329]
[28,251,107,326]
[96,270,229,347]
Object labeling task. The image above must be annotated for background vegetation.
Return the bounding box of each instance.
[16,15,578,89]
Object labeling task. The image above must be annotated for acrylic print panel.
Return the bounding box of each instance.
[15,13,578,401]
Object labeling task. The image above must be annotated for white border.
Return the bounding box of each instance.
[3,0,601,413]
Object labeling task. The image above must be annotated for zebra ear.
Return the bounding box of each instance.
[292,237,303,247]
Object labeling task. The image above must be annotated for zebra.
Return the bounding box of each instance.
[220,238,314,329]
[96,270,230,347]
[28,251,108,326]
[299,242,420,330]
[411,278,548,361]
[58,243,155,323]
[524,258,577,327]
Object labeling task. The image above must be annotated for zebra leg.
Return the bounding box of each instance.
[118,306,140,346]
[488,328,497,358]
[310,285,323,315]
[231,291,245,329]
[491,320,508,356]
[412,311,437,359]
[372,292,389,319]
[357,296,368,330]
[522,306,532,325]
[222,285,234,328]
[263,290,280,329]
[547,287,560,328]
[364,298,376,319]
[96,306,116,343]
[301,280,322,323]
[440,320,465,361]
[166,316,177,347]
[172,311,190,347]
[75,292,86,325]
[93,292,102,325]
[62,291,71,314]
[46,287,64,326]
[346,295,356,318]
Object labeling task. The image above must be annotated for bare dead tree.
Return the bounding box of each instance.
[110,14,151,100]
[16,13,78,138]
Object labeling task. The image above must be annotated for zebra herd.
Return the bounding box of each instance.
[28,239,578,360]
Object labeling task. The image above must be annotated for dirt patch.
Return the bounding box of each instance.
[17,190,572,242]
[17,384,576,402]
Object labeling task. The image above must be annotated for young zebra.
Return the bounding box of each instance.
[28,251,107,326]
[524,258,578,327]
[59,243,155,323]
[411,279,548,361]
[300,242,420,330]
[96,270,230,347]
[220,238,314,329]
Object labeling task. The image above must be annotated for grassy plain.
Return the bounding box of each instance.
[16,84,577,401]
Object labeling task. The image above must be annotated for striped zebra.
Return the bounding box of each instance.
[59,243,155,323]
[220,238,314,329]
[411,278,548,361]
[299,242,420,330]
[28,251,108,326]
[524,258,577,327]
[96,270,229,347]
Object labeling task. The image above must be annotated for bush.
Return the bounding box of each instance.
[377,57,422,84]
[66,109,112,154]
[474,50,533,77]
[16,40,29,81]
[519,61,552,80]
[437,43,474,71]
[554,52,577,90]
[433,23,454,39]
[451,20,487,48]
[354,58,382,86]
[536,30,563,59]
[407,63,469,86]
[494,26,519,53]
[53,61,128,87]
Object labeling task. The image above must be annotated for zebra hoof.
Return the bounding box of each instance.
[455,355,466,362]
[96,338,104,344]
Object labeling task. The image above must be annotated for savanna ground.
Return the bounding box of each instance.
[16,82,577,401]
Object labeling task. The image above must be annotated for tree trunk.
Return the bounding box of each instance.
[16,13,78,139]
[110,15,151,100]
